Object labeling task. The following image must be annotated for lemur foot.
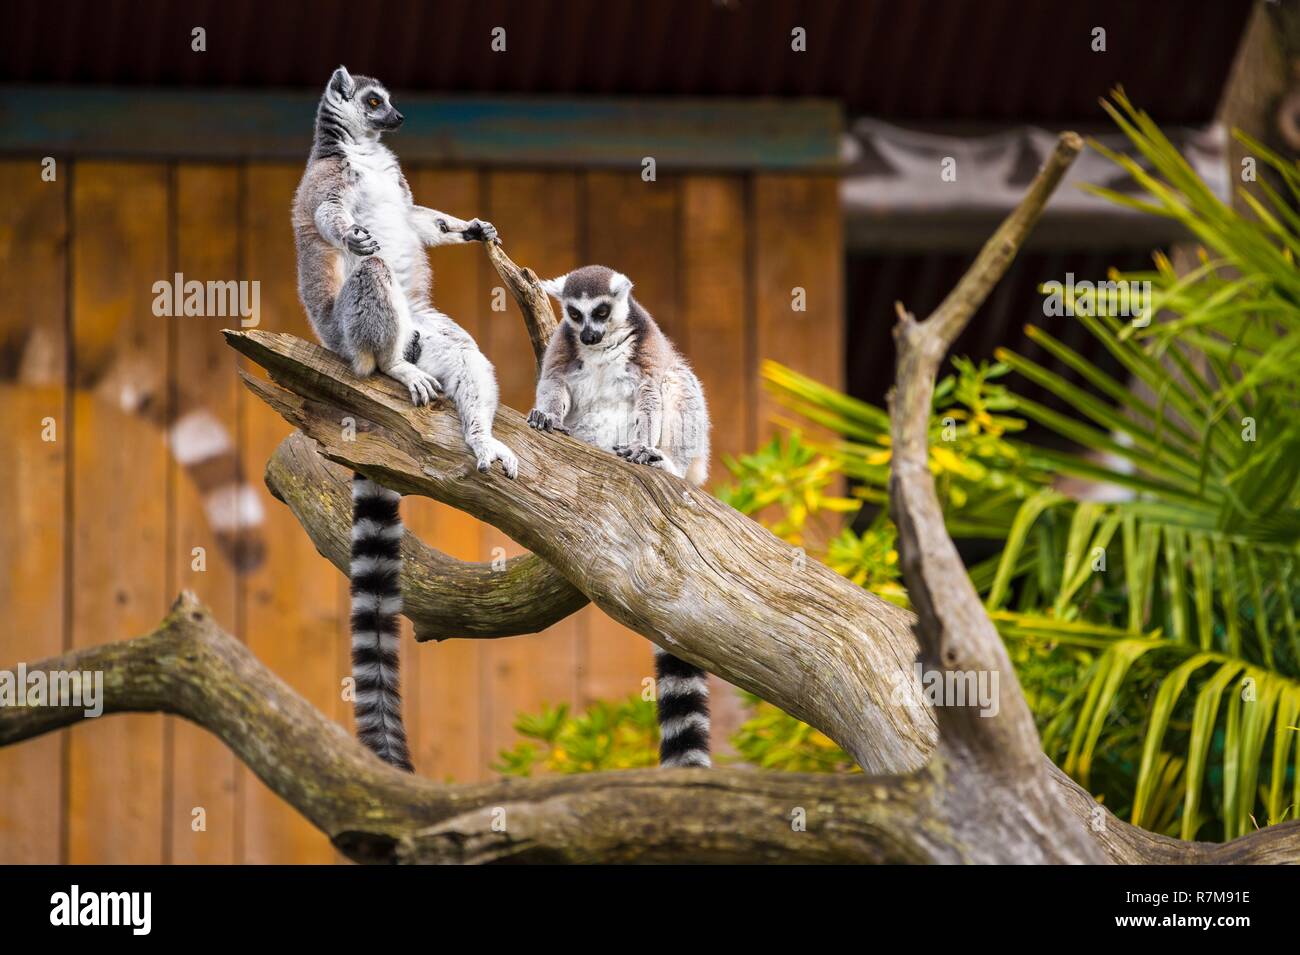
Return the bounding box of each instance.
[614,443,666,468]
[473,437,518,479]
[390,364,441,406]
[527,408,569,434]
[345,224,379,256]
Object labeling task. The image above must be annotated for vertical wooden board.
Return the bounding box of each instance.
[401,167,488,783]
[579,171,681,708]
[480,170,584,770]
[679,175,750,750]
[238,163,341,863]
[168,164,240,863]
[0,387,67,863]
[68,162,169,864]
[0,160,67,863]
[584,171,684,345]
[680,176,750,479]
[752,175,844,436]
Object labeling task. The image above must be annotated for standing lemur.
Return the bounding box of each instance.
[293,66,517,771]
[529,266,712,767]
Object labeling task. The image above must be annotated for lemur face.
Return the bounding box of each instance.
[327,66,404,138]
[542,266,633,347]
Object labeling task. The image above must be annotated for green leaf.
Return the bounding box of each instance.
[1182,662,1245,840]
[985,490,1063,611]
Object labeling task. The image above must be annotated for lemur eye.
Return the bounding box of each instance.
[368,97,381,108]
[567,306,582,322]
[594,305,610,319]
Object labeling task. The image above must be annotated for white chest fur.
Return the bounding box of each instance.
[341,143,423,299]
[565,333,640,449]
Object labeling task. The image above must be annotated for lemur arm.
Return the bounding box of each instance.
[527,343,573,433]
[534,373,571,421]
[312,192,357,250]
[632,378,664,449]
[410,207,497,248]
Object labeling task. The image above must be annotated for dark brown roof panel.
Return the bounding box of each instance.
[2,0,1251,124]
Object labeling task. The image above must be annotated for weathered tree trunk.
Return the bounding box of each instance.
[2,591,1295,863]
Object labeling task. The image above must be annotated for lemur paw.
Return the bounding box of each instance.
[406,370,442,406]
[461,218,497,243]
[527,409,569,434]
[345,224,379,256]
[614,443,665,467]
[475,438,518,479]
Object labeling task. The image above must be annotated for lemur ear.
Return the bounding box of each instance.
[329,66,356,99]
[539,274,568,299]
[609,272,633,299]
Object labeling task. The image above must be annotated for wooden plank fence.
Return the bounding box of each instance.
[0,111,841,862]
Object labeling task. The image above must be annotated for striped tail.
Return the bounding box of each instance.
[655,648,711,768]
[350,473,413,772]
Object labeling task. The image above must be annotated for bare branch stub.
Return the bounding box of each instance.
[888,132,1082,771]
[485,239,558,367]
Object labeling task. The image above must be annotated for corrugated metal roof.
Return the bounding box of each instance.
[3,0,1250,123]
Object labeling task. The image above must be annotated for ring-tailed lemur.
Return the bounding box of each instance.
[293,66,518,771]
[529,265,712,767]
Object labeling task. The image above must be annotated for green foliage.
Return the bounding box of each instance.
[717,433,907,605]
[715,432,858,546]
[975,92,1300,840]
[491,698,659,775]
[824,518,907,607]
[729,692,858,772]
[495,692,857,777]
[761,357,1049,538]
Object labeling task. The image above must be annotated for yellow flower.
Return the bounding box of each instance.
[865,448,891,466]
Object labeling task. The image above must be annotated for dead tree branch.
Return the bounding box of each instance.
[226,327,936,775]
[886,131,1109,862]
[0,593,942,864]
[4,592,1297,863]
